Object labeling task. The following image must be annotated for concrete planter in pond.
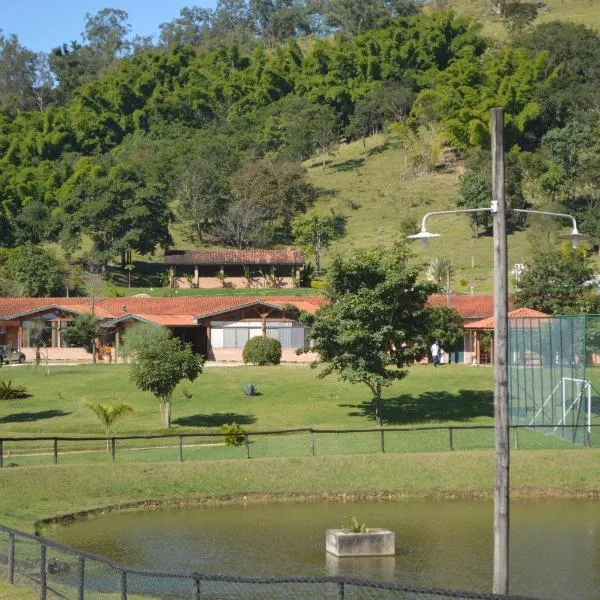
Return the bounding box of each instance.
[326,529,395,557]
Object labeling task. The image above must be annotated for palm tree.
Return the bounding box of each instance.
[427,257,454,290]
[82,399,134,452]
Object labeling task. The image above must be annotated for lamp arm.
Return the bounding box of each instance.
[418,208,492,232]
[511,209,579,232]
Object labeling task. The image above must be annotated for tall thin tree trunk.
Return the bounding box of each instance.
[375,383,382,426]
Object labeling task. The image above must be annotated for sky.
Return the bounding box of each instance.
[2,0,218,53]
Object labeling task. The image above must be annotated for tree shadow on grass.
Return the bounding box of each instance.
[173,413,257,427]
[339,390,493,425]
[333,157,365,172]
[0,410,71,424]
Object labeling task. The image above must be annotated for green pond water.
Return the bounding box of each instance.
[49,498,600,599]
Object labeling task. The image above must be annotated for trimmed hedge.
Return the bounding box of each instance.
[242,336,282,365]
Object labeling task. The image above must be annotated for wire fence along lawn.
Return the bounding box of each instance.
[0,524,545,600]
[0,424,597,467]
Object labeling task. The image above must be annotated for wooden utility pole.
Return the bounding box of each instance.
[491,107,509,595]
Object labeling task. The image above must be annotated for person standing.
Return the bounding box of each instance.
[431,341,439,367]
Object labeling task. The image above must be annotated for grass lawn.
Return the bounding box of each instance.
[0,363,497,438]
[0,363,597,465]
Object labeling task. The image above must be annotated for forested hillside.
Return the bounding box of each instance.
[0,1,599,296]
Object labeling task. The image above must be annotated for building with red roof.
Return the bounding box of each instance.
[0,292,537,365]
[0,296,324,363]
[163,249,305,289]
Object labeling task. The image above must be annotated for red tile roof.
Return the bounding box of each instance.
[427,294,496,320]
[0,296,325,321]
[464,307,549,330]
[163,249,305,266]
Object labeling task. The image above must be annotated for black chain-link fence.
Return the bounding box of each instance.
[0,524,544,600]
[0,423,597,468]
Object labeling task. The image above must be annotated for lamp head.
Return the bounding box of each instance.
[407,229,441,249]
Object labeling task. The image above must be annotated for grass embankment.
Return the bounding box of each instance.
[305,135,540,294]
[448,0,600,41]
[1,450,600,533]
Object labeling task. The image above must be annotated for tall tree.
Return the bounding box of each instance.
[515,246,593,314]
[159,6,213,46]
[306,244,431,425]
[130,338,204,428]
[291,210,344,275]
[177,159,232,242]
[230,160,316,239]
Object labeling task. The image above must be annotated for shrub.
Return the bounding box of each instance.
[310,279,327,289]
[221,422,246,446]
[243,336,282,365]
[244,383,258,396]
[0,380,28,399]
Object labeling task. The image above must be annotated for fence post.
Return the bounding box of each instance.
[40,544,47,600]
[178,435,184,462]
[310,429,315,457]
[77,556,85,600]
[380,428,385,453]
[584,428,590,448]
[448,427,454,451]
[337,581,345,600]
[245,434,250,459]
[0,439,3,468]
[8,533,14,584]
[193,575,201,599]
[53,438,58,465]
[120,570,127,600]
[111,438,116,463]
[514,426,519,450]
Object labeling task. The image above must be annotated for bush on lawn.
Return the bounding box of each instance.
[0,380,28,399]
[243,336,282,365]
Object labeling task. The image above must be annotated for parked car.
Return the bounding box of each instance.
[0,345,26,365]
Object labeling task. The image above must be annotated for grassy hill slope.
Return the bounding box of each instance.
[445,0,600,40]
[305,135,537,294]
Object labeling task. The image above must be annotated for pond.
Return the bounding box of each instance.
[48,498,600,599]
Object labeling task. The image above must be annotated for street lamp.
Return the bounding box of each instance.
[407,108,590,595]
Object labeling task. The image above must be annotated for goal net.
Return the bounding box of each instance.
[508,315,600,445]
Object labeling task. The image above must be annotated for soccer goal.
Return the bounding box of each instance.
[527,376,591,441]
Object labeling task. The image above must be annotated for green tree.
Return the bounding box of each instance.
[177,159,232,242]
[63,314,105,358]
[230,159,316,239]
[515,247,593,314]
[306,244,431,425]
[121,323,172,359]
[291,211,344,275]
[130,338,204,428]
[4,244,65,297]
[81,398,134,452]
[424,306,463,360]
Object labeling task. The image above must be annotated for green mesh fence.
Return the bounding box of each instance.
[508,315,600,445]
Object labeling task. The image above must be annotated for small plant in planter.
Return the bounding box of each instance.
[244,383,258,396]
[348,517,369,534]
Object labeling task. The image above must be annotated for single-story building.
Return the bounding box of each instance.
[0,293,544,365]
[464,307,550,366]
[163,249,305,289]
[0,296,325,363]
[428,294,497,364]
